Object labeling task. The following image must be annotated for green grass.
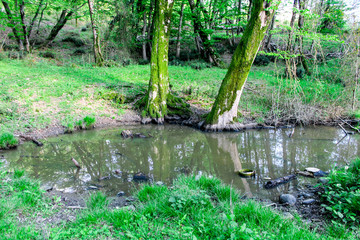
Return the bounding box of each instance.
[0,55,356,134]
[0,132,18,149]
[0,162,358,239]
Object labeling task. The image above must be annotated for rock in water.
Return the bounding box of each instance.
[121,130,133,138]
[117,191,125,197]
[133,172,148,181]
[279,194,297,206]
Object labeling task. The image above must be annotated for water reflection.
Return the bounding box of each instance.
[1,125,359,200]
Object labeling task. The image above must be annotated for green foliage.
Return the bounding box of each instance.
[83,116,96,129]
[321,159,360,227]
[86,192,110,210]
[0,132,18,149]
[253,54,271,66]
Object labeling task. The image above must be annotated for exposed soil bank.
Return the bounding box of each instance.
[12,105,358,145]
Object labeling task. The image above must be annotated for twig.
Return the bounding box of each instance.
[288,128,295,138]
[338,123,348,136]
[336,134,347,145]
[66,206,85,209]
[340,118,360,134]
[71,157,81,168]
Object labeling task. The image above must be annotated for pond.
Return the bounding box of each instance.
[1,125,359,201]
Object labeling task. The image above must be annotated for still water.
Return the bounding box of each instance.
[1,125,359,200]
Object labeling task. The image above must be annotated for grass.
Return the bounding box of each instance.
[0,160,358,239]
[0,132,18,149]
[0,55,356,136]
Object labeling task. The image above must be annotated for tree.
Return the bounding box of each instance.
[188,0,223,66]
[203,0,280,131]
[87,0,104,66]
[144,0,174,123]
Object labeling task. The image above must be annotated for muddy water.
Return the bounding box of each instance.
[1,125,359,200]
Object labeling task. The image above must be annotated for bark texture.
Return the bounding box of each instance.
[188,0,223,67]
[203,0,280,131]
[88,0,104,66]
[42,10,74,47]
[145,0,174,123]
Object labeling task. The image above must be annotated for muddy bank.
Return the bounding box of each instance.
[12,103,357,145]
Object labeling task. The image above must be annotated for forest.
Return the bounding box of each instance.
[0,0,360,239]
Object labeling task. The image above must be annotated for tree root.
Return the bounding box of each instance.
[135,92,191,124]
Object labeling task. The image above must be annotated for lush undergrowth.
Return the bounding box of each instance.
[321,158,360,228]
[0,55,356,137]
[0,162,358,239]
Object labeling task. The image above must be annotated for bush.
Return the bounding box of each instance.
[0,132,18,149]
[253,54,271,66]
[83,116,96,129]
[72,49,86,55]
[39,51,56,59]
[138,59,149,65]
[321,159,360,227]
[188,60,212,70]
[62,37,85,47]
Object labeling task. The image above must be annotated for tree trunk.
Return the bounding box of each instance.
[247,0,252,21]
[264,13,275,51]
[1,0,24,50]
[176,1,185,59]
[36,2,47,35]
[236,0,242,35]
[104,13,122,41]
[19,0,30,52]
[142,11,148,61]
[296,0,311,75]
[42,9,74,47]
[88,0,104,66]
[188,0,223,67]
[285,0,298,79]
[145,0,174,123]
[203,0,280,131]
[27,0,44,38]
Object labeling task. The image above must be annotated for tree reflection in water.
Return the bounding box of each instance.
[2,125,359,200]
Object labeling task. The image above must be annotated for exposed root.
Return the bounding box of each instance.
[200,122,260,132]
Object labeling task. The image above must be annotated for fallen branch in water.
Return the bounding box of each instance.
[71,157,81,169]
[340,118,360,134]
[19,135,44,146]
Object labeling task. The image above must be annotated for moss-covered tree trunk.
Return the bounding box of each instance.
[88,0,104,67]
[145,0,174,124]
[203,0,280,131]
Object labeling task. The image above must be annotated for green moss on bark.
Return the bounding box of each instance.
[205,0,280,128]
[145,0,174,122]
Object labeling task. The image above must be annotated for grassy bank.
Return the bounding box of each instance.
[0,55,357,139]
[0,162,358,239]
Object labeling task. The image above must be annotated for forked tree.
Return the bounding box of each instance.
[203,0,281,131]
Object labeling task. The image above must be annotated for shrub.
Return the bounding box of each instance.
[188,60,212,70]
[253,54,271,66]
[62,37,85,47]
[39,51,56,59]
[321,159,360,227]
[83,116,96,129]
[138,59,149,65]
[72,49,86,55]
[0,132,18,149]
